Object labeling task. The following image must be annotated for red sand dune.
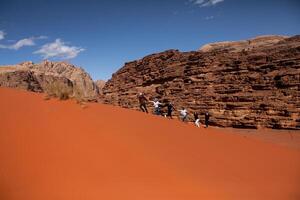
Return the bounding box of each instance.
[0,87,300,200]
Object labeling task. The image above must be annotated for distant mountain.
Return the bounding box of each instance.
[0,60,99,101]
[199,35,288,53]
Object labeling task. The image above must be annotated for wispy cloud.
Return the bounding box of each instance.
[190,0,224,7]
[0,32,47,50]
[34,39,85,59]
[0,30,5,40]
[0,37,36,50]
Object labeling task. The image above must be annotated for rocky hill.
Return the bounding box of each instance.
[0,61,99,101]
[102,35,300,129]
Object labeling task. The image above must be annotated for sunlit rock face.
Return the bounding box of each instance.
[0,61,99,101]
[102,35,300,129]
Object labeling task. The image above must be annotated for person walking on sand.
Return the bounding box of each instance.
[194,112,200,127]
[137,93,148,113]
[165,102,175,119]
[205,111,210,128]
[150,98,163,115]
[178,107,188,122]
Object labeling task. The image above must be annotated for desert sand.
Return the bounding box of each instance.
[0,87,299,200]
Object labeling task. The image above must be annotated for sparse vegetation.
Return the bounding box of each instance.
[80,102,88,109]
[44,81,73,101]
[43,82,88,108]
[43,95,51,101]
[73,86,85,103]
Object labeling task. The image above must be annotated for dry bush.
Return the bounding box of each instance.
[75,93,88,109]
[43,95,51,101]
[80,103,88,109]
[44,82,73,101]
[43,82,89,108]
[73,86,86,104]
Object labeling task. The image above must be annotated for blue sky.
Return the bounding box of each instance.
[0,0,299,80]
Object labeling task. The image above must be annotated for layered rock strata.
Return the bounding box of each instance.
[102,35,300,129]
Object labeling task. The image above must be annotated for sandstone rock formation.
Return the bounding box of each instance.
[95,80,106,95]
[199,35,288,53]
[0,70,43,92]
[0,61,99,101]
[102,35,300,129]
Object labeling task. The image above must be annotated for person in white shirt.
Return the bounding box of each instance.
[150,98,163,115]
[178,107,188,122]
[194,112,200,127]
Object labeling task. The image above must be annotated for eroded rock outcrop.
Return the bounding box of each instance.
[0,61,98,101]
[95,80,106,95]
[102,35,300,129]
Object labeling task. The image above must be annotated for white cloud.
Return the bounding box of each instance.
[11,38,36,50]
[34,39,85,59]
[0,34,47,50]
[0,30,5,40]
[190,0,224,7]
[0,37,35,50]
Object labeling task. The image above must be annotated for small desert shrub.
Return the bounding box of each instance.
[45,82,73,101]
[43,95,51,101]
[73,86,87,103]
[59,92,70,100]
[80,102,88,109]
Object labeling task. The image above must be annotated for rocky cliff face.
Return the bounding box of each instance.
[95,80,106,95]
[0,61,99,101]
[102,35,300,129]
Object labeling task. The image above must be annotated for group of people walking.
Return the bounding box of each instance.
[138,93,210,128]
